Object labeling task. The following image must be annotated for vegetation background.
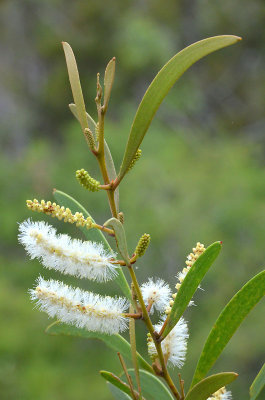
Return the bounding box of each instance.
[0,1,264,399]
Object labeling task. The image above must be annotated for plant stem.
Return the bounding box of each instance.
[127,264,180,400]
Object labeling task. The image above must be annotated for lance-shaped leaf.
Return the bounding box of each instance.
[69,103,96,136]
[185,372,238,400]
[62,42,88,133]
[100,371,133,398]
[250,363,265,400]
[162,242,222,338]
[191,270,265,387]
[69,103,119,210]
[104,57,116,110]
[124,369,174,400]
[104,218,130,264]
[108,383,132,400]
[118,35,241,181]
[46,321,153,374]
[53,189,130,301]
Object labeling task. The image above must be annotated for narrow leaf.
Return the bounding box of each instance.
[104,57,116,110]
[250,363,265,400]
[118,35,241,181]
[191,270,265,387]
[124,369,174,400]
[100,371,132,397]
[108,383,132,400]
[104,218,130,264]
[185,372,238,400]
[46,321,153,374]
[62,42,88,133]
[69,103,96,136]
[162,242,222,338]
[53,189,131,301]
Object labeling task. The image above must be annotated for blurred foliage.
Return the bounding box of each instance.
[0,0,264,399]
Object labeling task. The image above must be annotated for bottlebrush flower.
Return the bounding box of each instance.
[30,277,129,334]
[141,278,172,313]
[18,219,117,282]
[147,317,189,368]
[207,387,232,400]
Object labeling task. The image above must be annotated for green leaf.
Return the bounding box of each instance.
[250,363,265,400]
[69,103,119,211]
[162,242,222,338]
[100,371,132,397]
[108,383,132,400]
[46,321,153,374]
[185,372,238,400]
[191,270,265,387]
[69,103,96,136]
[62,42,88,133]
[53,189,131,301]
[118,35,241,181]
[104,218,130,264]
[104,57,116,110]
[124,369,174,400]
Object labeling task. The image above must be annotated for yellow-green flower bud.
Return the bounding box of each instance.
[127,149,142,172]
[135,233,150,258]
[76,169,100,192]
[84,128,96,150]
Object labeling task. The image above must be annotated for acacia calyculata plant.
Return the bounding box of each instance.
[18,36,265,400]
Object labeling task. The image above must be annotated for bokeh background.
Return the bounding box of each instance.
[0,1,264,399]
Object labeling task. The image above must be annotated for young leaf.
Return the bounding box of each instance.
[250,363,265,400]
[53,189,131,301]
[162,242,222,338]
[104,217,130,264]
[191,270,265,387]
[62,42,88,133]
[118,35,241,182]
[104,57,116,111]
[108,383,132,400]
[100,371,133,397]
[185,372,238,400]
[46,321,153,374]
[124,369,174,400]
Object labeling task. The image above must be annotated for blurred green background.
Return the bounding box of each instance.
[0,1,264,399]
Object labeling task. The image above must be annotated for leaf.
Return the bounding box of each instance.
[69,103,96,136]
[45,321,153,374]
[100,371,132,397]
[162,242,222,338]
[104,57,116,110]
[250,363,265,400]
[118,35,241,181]
[69,103,119,211]
[124,369,174,400]
[108,383,132,400]
[62,42,88,133]
[53,189,131,301]
[104,140,119,211]
[191,270,265,387]
[185,372,238,400]
[104,218,130,264]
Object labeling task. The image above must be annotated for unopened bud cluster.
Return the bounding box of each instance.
[76,169,100,192]
[165,242,205,315]
[135,233,150,258]
[127,149,142,172]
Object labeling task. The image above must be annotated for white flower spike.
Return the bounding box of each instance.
[207,387,232,400]
[147,317,189,368]
[18,219,118,282]
[30,277,129,335]
[141,278,172,313]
